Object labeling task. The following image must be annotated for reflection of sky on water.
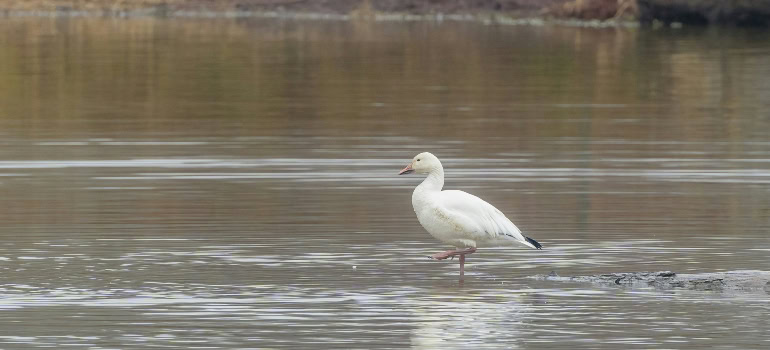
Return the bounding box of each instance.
[409,292,529,349]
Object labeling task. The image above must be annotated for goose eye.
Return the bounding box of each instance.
[417,159,421,162]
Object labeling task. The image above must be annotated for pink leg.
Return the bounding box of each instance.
[430,247,477,277]
[430,247,477,260]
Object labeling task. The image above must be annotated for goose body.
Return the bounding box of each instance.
[399,152,542,275]
[413,189,538,249]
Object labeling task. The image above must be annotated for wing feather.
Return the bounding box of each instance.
[436,190,535,249]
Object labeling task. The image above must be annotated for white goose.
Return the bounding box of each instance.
[399,152,542,276]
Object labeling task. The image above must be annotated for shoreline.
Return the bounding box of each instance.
[0,9,641,29]
[1,0,768,27]
[0,0,639,27]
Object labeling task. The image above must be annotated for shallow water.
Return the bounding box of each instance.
[0,18,769,349]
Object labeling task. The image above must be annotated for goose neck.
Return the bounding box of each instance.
[417,168,444,192]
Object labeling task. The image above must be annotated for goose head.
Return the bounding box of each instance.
[398,152,442,175]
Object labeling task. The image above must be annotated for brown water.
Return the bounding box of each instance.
[1,18,769,349]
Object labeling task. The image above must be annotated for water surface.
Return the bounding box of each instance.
[0,18,769,349]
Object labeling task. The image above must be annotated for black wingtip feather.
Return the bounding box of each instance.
[525,236,543,249]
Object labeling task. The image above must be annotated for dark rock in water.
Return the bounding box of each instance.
[535,270,770,293]
[638,0,770,26]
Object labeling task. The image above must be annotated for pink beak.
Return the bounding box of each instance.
[398,163,414,175]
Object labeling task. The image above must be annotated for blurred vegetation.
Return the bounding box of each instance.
[638,0,770,26]
[4,1,770,25]
[0,0,634,20]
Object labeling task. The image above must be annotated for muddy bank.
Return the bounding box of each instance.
[0,0,604,17]
[535,271,770,294]
[0,0,634,22]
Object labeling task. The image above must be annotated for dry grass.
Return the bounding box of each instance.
[0,0,571,13]
[551,0,639,20]
[2,0,170,10]
[0,0,297,11]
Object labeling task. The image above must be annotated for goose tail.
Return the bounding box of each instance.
[525,236,543,250]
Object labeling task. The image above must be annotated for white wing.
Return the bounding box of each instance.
[436,190,538,249]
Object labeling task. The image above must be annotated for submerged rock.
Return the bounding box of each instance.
[535,270,770,293]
